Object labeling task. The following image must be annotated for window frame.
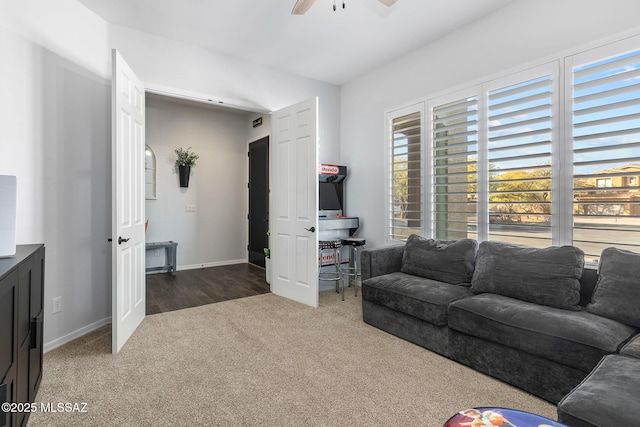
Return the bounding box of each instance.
[564,35,640,264]
[386,103,426,244]
[482,62,560,247]
[427,87,482,241]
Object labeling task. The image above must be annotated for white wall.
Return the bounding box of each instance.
[340,0,640,249]
[109,25,342,164]
[0,0,341,350]
[145,96,249,269]
[0,0,113,350]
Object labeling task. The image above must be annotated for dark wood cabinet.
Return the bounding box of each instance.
[0,245,45,427]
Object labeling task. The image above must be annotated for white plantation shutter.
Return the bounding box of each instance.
[388,107,424,241]
[432,96,479,240]
[486,73,555,247]
[571,47,640,262]
[386,35,640,255]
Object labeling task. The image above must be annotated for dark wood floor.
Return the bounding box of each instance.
[146,263,270,315]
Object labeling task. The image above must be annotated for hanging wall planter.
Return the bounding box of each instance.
[174,147,199,188]
[178,165,191,188]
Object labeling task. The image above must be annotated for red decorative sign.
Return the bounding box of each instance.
[319,164,340,175]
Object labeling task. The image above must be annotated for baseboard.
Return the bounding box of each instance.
[177,259,247,271]
[44,317,112,354]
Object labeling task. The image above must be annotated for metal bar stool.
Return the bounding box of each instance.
[318,240,345,300]
[340,238,366,297]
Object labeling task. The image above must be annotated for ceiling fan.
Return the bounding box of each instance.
[292,0,399,15]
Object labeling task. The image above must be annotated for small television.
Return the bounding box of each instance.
[319,182,344,212]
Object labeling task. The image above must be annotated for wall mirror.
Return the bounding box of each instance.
[145,145,157,200]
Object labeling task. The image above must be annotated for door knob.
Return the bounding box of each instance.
[118,236,130,245]
[305,227,315,233]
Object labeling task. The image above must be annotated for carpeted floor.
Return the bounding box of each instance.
[28,291,556,426]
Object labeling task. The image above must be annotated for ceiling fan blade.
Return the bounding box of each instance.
[292,0,317,15]
[378,0,399,6]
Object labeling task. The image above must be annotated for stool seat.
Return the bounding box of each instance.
[341,238,366,246]
[319,240,343,249]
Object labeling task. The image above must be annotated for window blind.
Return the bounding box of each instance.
[487,75,553,247]
[389,111,423,241]
[572,48,640,262]
[432,97,479,240]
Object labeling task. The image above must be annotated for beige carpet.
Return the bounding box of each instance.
[29,291,556,426]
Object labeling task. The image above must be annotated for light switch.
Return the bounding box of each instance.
[186,205,196,212]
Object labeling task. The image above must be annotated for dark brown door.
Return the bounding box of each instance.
[248,136,269,268]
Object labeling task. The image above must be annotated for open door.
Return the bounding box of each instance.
[112,49,146,353]
[270,98,319,307]
[248,136,269,268]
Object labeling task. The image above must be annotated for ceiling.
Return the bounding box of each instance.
[78,0,512,85]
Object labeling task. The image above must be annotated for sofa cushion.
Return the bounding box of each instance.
[620,334,640,359]
[448,293,637,372]
[471,241,584,310]
[362,272,474,326]
[587,247,640,328]
[558,355,640,427]
[400,235,477,285]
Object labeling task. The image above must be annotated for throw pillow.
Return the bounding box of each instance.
[587,247,640,328]
[400,234,478,285]
[471,241,584,310]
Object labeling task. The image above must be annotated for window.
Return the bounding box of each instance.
[595,178,613,188]
[432,95,479,240]
[425,66,556,246]
[387,36,640,257]
[570,45,640,262]
[486,74,554,247]
[388,106,424,242]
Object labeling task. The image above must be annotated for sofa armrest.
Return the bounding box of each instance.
[361,245,405,281]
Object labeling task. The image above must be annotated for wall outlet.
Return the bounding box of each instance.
[185,204,196,212]
[154,249,160,257]
[52,297,62,314]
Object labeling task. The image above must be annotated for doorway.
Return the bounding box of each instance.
[248,136,269,268]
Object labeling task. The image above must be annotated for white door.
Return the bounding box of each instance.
[270,98,319,307]
[112,50,146,354]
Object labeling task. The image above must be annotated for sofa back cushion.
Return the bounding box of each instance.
[587,247,640,328]
[471,241,584,310]
[400,235,478,285]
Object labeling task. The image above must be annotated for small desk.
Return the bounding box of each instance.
[146,241,178,276]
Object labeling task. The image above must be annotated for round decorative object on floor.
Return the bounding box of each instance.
[443,407,567,427]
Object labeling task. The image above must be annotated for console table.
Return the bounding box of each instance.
[0,244,45,427]
[145,241,178,276]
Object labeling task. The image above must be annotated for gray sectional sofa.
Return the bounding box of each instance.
[361,235,640,426]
